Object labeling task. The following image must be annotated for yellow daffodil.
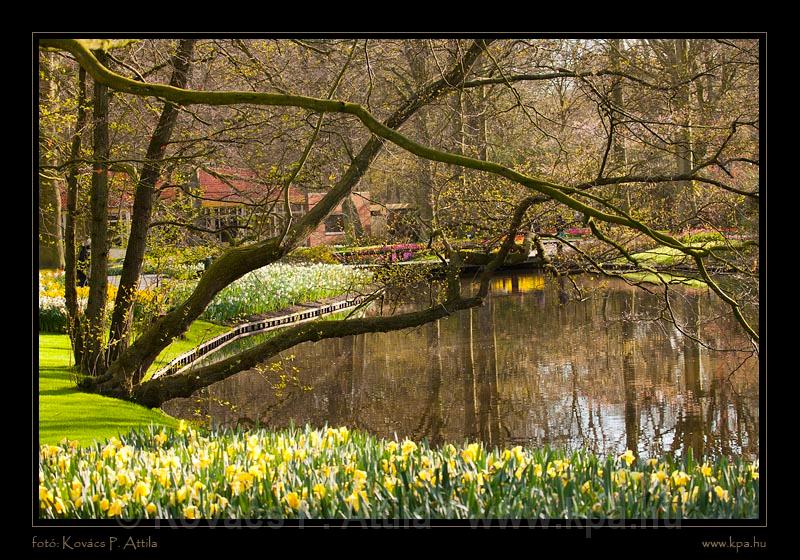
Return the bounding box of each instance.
[386,441,398,455]
[700,463,713,477]
[671,470,690,487]
[353,469,368,490]
[146,503,157,515]
[107,499,124,517]
[132,481,150,502]
[418,469,433,484]
[69,480,83,502]
[650,470,667,485]
[39,485,54,507]
[183,505,199,519]
[714,485,730,502]
[620,450,636,467]
[401,440,417,457]
[313,483,326,500]
[154,432,168,447]
[461,443,480,464]
[99,498,110,512]
[344,492,360,512]
[116,471,132,487]
[54,498,66,515]
[285,492,301,510]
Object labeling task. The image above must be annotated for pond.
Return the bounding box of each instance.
[162,271,759,460]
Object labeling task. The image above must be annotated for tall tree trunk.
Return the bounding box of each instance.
[65,68,87,365]
[38,52,64,269]
[609,39,630,213]
[38,175,64,269]
[108,39,196,363]
[82,51,110,377]
[404,41,435,233]
[673,39,697,226]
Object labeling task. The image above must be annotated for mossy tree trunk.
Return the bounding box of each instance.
[107,39,196,363]
[38,52,64,270]
[64,68,87,365]
[81,51,110,377]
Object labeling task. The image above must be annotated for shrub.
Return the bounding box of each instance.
[39,297,68,333]
[287,245,339,264]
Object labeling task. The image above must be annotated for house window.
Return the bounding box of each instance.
[324,214,344,234]
[291,203,306,215]
[204,206,244,241]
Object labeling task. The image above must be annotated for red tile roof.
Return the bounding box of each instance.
[195,168,306,207]
[58,167,307,210]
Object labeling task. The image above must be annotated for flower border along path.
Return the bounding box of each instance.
[150,294,366,380]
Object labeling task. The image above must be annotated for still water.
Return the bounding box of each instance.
[163,272,759,459]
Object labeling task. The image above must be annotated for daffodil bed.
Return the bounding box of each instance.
[39,424,759,519]
[39,264,371,333]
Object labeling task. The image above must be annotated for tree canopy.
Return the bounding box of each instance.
[37,37,760,407]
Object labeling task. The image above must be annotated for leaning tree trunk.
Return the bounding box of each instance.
[107,39,196,362]
[65,68,87,365]
[97,40,492,393]
[81,51,111,377]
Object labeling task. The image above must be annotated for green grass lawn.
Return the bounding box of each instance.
[614,240,745,268]
[38,334,178,446]
[145,320,230,380]
[621,271,707,288]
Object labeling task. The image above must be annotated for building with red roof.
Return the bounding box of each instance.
[59,167,371,250]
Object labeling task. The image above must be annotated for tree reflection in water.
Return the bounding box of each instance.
[163,273,759,459]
